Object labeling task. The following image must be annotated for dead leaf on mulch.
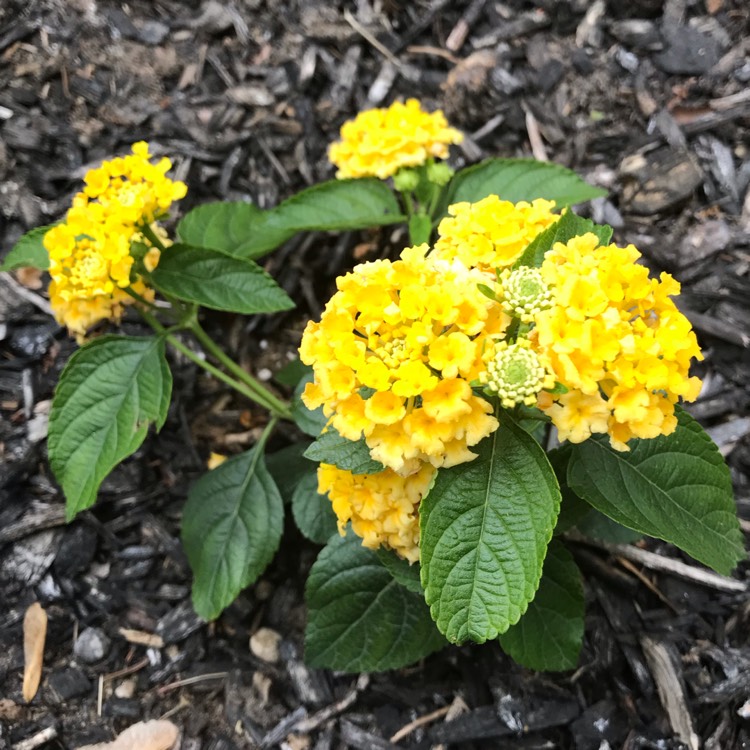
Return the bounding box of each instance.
[76,720,179,750]
[14,266,44,289]
[22,601,47,702]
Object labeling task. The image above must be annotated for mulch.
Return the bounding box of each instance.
[1,0,749,748]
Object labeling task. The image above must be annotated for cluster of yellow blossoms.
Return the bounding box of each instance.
[328,99,463,180]
[301,245,503,476]
[318,463,436,562]
[303,197,703,561]
[45,142,186,337]
[535,233,702,449]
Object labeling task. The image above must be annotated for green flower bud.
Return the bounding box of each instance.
[481,340,552,408]
[393,168,420,192]
[499,267,554,322]
[425,162,454,186]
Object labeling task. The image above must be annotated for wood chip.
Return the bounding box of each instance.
[22,602,47,702]
[75,719,179,750]
[118,628,165,649]
[640,637,700,750]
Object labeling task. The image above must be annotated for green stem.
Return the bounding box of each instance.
[427,183,444,221]
[138,308,288,417]
[123,285,161,312]
[255,414,279,453]
[140,222,168,252]
[188,320,292,419]
[402,191,415,217]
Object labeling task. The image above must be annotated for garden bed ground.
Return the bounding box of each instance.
[1,0,750,748]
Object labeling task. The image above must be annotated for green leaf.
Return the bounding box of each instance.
[514,211,613,269]
[292,471,338,544]
[499,540,584,671]
[447,158,606,209]
[376,549,424,594]
[274,357,310,388]
[548,446,591,535]
[176,202,265,258]
[291,371,327,437]
[48,336,172,520]
[420,413,561,644]
[182,446,284,619]
[0,225,53,271]
[265,442,313,504]
[304,426,384,474]
[305,531,446,672]
[150,244,294,314]
[567,408,744,575]
[234,179,405,259]
[408,213,433,245]
[576,509,643,544]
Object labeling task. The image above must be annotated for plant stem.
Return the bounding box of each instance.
[402,191,415,217]
[138,308,289,417]
[188,319,292,419]
[140,222,168,252]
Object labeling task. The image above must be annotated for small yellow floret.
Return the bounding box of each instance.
[535,233,703,450]
[328,99,463,180]
[299,245,503,474]
[318,462,436,562]
[434,195,558,271]
[45,142,186,338]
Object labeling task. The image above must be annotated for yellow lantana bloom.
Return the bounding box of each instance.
[434,195,558,271]
[300,244,503,475]
[318,462,436,562]
[45,142,186,338]
[328,99,463,180]
[535,233,703,449]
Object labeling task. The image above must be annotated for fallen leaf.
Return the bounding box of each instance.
[14,267,43,289]
[22,602,47,702]
[76,720,179,750]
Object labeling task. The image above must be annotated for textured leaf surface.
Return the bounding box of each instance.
[567,408,744,575]
[305,532,445,672]
[376,549,424,594]
[176,202,264,257]
[233,179,405,259]
[151,244,294,314]
[292,472,338,544]
[182,447,284,619]
[420,414,561,643]
[49,336,171,520]
[515,211,613,269]
[499,540,584,671]
[266,442,312,504]
[0,225,52,271]
[304,427,384,474]
[448,159,606,209]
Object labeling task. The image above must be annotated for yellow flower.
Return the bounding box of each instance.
[318,462,436,562]
[535,233,703,450]
[434,195,558,271]
[300,244,503,474]
[45,142,186,338]
[328,99,463,180]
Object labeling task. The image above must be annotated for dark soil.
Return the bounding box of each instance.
[1,1,750,748]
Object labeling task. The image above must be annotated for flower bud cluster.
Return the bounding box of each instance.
[44,142,186,338]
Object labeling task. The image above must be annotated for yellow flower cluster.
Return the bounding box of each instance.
[45,142,186,338]
[318,463,436,562]
[301,245,503,477]
[434,195,557,271]
[328,99,463,180]
[534,233,703,449]
[302,191,703,559]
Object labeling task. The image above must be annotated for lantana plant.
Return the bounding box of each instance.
[3,99,743,674]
